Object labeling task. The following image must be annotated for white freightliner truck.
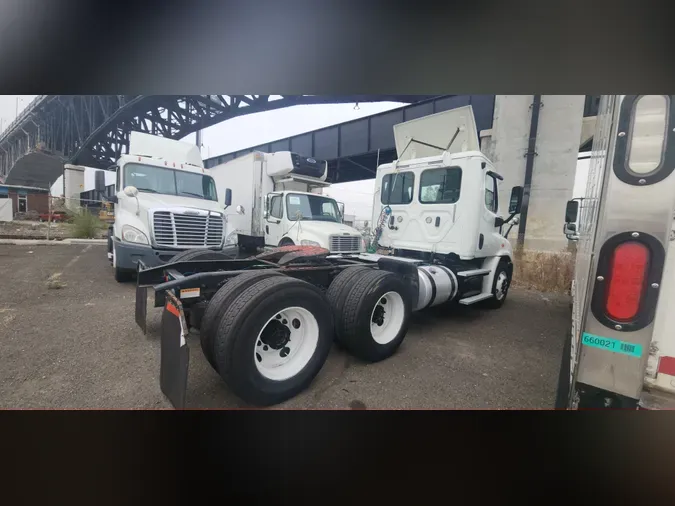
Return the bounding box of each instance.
[95,132,233,282]
[558,94,675,410]
[208,151,365,254]
[134,105,524,408]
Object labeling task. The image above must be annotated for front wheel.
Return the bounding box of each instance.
[483,259,512,309]
[111,242,134,282]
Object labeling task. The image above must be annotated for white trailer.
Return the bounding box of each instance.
[208,151,365,254]
[559,94,675,410]
[136,104,525,408]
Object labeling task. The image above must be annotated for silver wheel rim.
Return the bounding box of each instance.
[369,291,405,345]
[495,271,509,300]
[254,306,319,381]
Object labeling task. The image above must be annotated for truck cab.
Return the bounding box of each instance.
[372,106,522,264]
[263,190,363,253]
[97,132,228,282]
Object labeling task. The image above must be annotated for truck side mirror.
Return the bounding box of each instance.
[509,186,523,214]
[224,188,232,207]
[494,216,505,228]
[565,199,579,223]
[94,170,106,192]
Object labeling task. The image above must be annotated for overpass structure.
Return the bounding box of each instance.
[204,95,497,183]
[0,95,436,189]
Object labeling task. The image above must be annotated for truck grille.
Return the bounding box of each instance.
[329,235,361,253]
[152,211,223,248]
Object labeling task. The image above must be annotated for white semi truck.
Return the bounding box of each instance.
[208,151,365,255]
[370,105,522,308]
[95,132,233,282]
[135,105,524,407]
[558,94,675,410]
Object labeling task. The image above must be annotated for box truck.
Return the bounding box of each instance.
[209,151,365,254]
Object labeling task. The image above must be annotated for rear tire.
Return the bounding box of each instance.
[200,270,286,371]
[326,265,375,335]
[333,269,412,362]
[213,276,334,406]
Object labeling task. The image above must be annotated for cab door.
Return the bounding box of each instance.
[477,170,503,257]
[264,193,284,246]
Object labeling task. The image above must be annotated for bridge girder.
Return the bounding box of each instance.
[0,95,437,185]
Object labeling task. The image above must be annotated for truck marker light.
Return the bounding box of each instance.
[605,241,649,322]
[627,95,668,175]
[658,356,675,376]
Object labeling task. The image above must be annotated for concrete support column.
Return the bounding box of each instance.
[63,164,85,212]
[486,95,584,252]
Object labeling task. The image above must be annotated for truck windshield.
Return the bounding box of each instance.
[123,163,217,201]
[286,193,340,222]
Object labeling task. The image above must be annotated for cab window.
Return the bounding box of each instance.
[269,195,283,219]
[485,173,498,213]
[419,167,462,204]
[381,172,415,205]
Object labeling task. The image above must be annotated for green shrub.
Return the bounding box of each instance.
[71,209,104,238]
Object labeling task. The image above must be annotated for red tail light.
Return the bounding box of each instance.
[605,241,650,321]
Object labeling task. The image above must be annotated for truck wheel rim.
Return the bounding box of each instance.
[254,306,319,381]
[495,271,509,300]
[370,291,405,345]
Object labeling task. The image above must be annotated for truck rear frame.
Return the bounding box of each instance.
[135,244,511,408]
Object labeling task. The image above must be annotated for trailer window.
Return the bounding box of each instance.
[269,195,283,219]
[381,172,414,205]
[419,167,462,204]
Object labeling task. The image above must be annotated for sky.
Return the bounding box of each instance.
[0,95,400,218]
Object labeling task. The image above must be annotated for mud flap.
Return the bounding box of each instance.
[135,284,148,335]
[160,294,190,409]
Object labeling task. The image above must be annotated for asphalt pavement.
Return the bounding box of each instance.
[0,244,571,409]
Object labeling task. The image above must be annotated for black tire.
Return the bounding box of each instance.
[554,328,573,409]
[334,269,412,362]
[112,241,134,283]
[171,248,233,263]
[200,270,285,371]
[114,266,134,282]
[326,265,375,336]
[278,238,295,246]
[213,276,334,406]
[483,259,512,309]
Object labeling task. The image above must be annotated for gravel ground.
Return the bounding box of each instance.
[0,244,571,409]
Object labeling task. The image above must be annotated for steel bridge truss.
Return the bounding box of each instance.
[0,95,435,182]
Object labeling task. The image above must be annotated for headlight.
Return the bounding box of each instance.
[301,240,321,247]
[122,225,149,245]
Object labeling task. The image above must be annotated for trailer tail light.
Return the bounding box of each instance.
[605,242,650,322]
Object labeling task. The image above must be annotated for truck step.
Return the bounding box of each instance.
[458,293,494,305]
[457,268,491,277]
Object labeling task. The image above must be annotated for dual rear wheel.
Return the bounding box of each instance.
[199,266,413,406]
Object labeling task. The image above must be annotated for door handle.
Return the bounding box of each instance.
[266,225,269,234]
[435,217,440,227]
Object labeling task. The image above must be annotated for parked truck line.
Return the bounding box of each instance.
[133,105,525,408]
